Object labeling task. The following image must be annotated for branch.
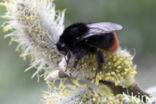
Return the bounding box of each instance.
[100,80,150,102]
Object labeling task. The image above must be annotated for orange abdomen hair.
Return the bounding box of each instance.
[108,32,119,52]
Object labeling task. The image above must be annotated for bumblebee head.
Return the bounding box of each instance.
[56,42,68,55]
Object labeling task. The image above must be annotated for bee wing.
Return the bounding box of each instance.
[83,22,123,38]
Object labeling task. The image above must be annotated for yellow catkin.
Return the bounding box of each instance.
[78,50,136,87]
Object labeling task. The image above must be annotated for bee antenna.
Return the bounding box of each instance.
[64,51,69,63]
[64,56,67,63]
[65,50,71,64]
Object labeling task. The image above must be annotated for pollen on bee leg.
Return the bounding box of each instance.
[45,70,69,80]
[59,70,69,78]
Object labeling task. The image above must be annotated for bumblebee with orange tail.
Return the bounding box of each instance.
[56,22,122,75]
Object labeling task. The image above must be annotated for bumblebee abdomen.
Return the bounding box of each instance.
[108,32,119,52]
[86,32,115,50]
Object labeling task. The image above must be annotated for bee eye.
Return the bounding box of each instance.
[56,42,68,55]
[61,43,65,47]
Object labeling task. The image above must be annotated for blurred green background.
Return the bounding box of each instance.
[0,0,156,104]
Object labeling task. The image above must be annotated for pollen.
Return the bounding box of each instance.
[78,50,136,87]
[0,2,5,6]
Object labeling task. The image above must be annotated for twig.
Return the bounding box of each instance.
[100,80,150,102]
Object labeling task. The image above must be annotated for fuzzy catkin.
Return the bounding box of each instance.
[1,0,154,104]
[1,0,65,79]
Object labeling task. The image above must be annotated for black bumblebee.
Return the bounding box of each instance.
[56,22,122,75]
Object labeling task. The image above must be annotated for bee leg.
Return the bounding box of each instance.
[95,49,105,77]
[65,51,71,72]
[71,50,86,73]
